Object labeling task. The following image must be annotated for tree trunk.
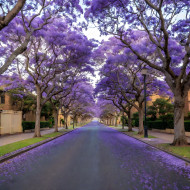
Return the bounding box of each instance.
[122,119,124,129]
[172,96,187,145]
[138,106,144,135]
[122,112,124,129]
[75,117,77,127]
[53,109,58,132]
[65,114,68,129]
[115,116,118,127]
[34,85,41,137]
[127,110,132,132]
[73,116,75,129]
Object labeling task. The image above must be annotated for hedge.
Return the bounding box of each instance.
[146,120,167,130]
[184,121,190,132]
[22,121,51,131]
[146,120,190,132]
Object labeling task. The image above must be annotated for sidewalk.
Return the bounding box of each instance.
[132,127,190,144]
[0,127,63,146]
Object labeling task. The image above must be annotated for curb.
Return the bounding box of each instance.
[0,129,76,164]
[121,131,190,164]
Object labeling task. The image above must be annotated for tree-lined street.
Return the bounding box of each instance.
[0,121,190,190]
[0,1,190,189]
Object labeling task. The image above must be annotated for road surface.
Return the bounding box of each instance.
[0,121,190,190]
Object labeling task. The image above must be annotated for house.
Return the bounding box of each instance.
[0,89,46,122]
[130,93,190,117]
[57,109,71,127]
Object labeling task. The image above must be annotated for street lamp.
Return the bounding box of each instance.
[141,67,148,138]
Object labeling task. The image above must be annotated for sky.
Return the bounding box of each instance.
[82,26,108,88]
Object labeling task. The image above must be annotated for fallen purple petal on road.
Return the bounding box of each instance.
[0,122,190,190]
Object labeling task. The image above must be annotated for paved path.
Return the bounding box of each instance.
[132,127,190,144]
[0,121,190,190]
[0,127,63,146]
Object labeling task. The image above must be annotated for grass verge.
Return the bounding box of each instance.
[109,126,128,132]
[156,144,190,159]
[0,131,63,157]
[125,131,156,139]
[0,123,87,157]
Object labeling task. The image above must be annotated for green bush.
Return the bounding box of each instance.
[22,121,51,131]
[147,120,190,131]
[184,120,190,132]
[41,121,51,128]
[121,115,127,126]
[165,120,174,129]
[159,113,174,122]
[133,112,139,119]
[132,112,139,127]
[147,105,157,120]
[133,119,139,127]
[132,120,136,127]
[60,119,64,124]
[147,120,167,130]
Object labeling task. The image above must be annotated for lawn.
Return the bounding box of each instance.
[0,124,87,157]
[124,131,156,139]
[109,126,156,138]
[62,123,87,130]
[0,131,63,157]
[157,144,190,159]
[109,125,128,132]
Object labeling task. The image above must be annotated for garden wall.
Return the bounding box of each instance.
[0,110,22,135]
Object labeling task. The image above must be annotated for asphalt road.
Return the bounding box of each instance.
[0,121,190,190]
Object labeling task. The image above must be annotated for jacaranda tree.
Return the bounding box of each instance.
[86,0,190,145]
[0,0,83,74]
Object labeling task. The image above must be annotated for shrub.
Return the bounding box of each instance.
[153,98,174,116]
[184,120,190,132]
[146,120,166,130]
[121,115,127,126]
[147,120,174,130]
[40,121,51,128]
[133,112,139,119]
[159,113,174,122]
[22,121,51,131]
[132,112,139,127]
[147,105,157,120]
[60,119,64,124]
[132,120,136,127]
[133,119,139,127]
[165,120,174,129]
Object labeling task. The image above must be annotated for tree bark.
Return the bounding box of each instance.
[127,110,133,132]
[65,113,68,129]
[115,116,118,127]
[34,85,41,137]
[73,115,76,129]
[53,109,59,132]
[73,118,75,129]
[0,31,31,74]
[172,96,187,145]
[138,105,144,135]
[0,0,26,30]
[122,113,124,130]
